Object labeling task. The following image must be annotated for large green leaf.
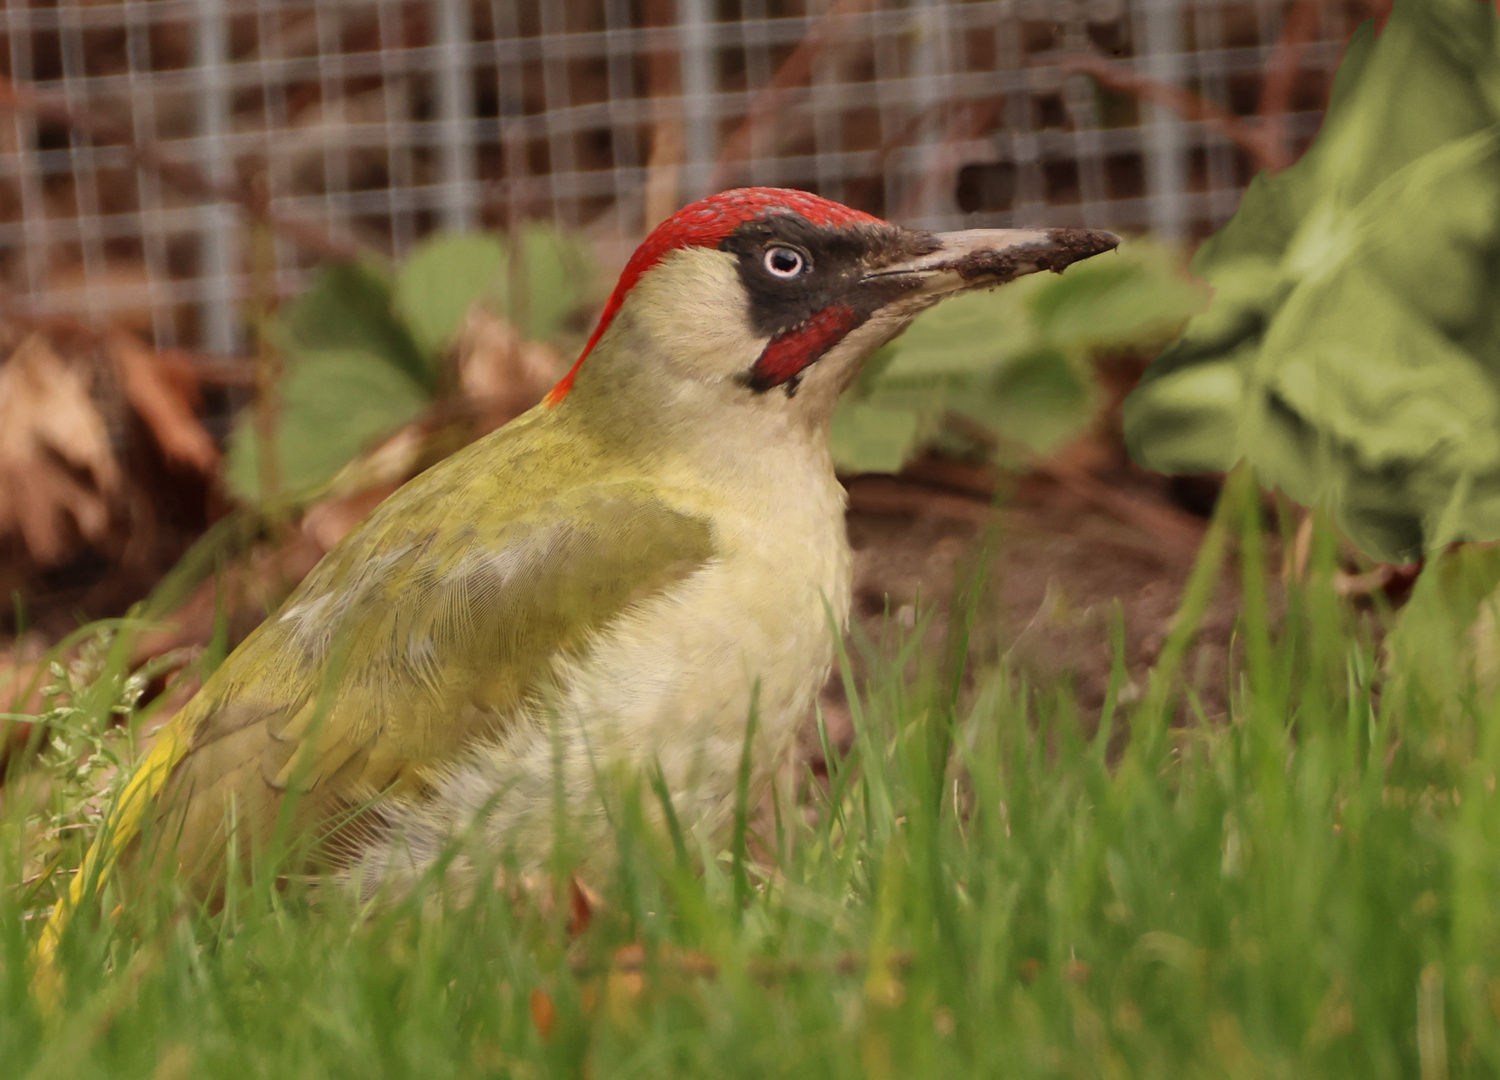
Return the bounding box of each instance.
[224,226,598,510]
[225,261,438,507]
[830,401,927,474]
[876,287,1036,385]
[1029,242,1207,355]
[1121,352,1246,476]
[1126,0,1500,562]
[280,263,432,391]
[954,346,1096,463]
[392,225,597,352]
[1352,129,1500,335]
[509,224,598,345]
[225,350,431,504]
[394,233,507,359]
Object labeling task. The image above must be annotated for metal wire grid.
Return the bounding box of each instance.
[0,0,1359,356]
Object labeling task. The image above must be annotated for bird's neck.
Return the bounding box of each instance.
[557,304,841,493]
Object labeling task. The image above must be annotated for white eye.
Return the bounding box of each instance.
[763,246,807,278]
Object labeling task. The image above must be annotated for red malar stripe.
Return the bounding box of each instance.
[750,303,862,391]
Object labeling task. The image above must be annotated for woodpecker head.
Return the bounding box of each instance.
[545,188,1119,422]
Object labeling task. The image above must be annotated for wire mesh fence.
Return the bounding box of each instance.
[1,0,1364,357]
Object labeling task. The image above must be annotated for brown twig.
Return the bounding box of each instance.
[708,0,874,192]
[1258,0,1323,167]
[0,75,370,264]
[1058,54,1290,173]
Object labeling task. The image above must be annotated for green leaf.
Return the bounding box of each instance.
[1351,129,1500,334]
[1300,10,1494,210]
[844,240,1197,474]
[391,225,596,350]
[225,350,431,504]
[876,288,1035,384]
[1123,353,1247,475]
[955,346,1096,460]
[281,263,432,391]
[394,232,507,359]
[1259,265,1500,475]
[506,224,599,345]
[829,401,927,474]
[1028,243,1208,355]
[1190,157,1320,272]
[1141,257,1292,383]
[1124,4,1500,563]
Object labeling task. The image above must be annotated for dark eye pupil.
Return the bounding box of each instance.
[769,248,801,274]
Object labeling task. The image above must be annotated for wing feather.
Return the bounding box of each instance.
[60,465,715,916]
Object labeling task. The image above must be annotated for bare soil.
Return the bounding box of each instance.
[807,461,1242,762]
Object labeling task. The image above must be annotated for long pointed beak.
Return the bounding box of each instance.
[866,227,1121,296]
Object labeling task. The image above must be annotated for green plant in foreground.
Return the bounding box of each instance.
[3,623,187,919]
[8,472,1500,1077]
[27,631,144,847]
[1126,0,1500,563]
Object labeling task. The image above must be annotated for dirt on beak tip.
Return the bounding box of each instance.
[951,227,1121,285]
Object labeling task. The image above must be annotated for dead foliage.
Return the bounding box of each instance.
[0,334,123,568]
[107,331,220,479]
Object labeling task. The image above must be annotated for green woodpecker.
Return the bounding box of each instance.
[45,188,1117,924]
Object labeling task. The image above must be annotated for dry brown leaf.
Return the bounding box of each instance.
[456,306,562,417]
[0,335,121,565]
[108,329,220,475]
